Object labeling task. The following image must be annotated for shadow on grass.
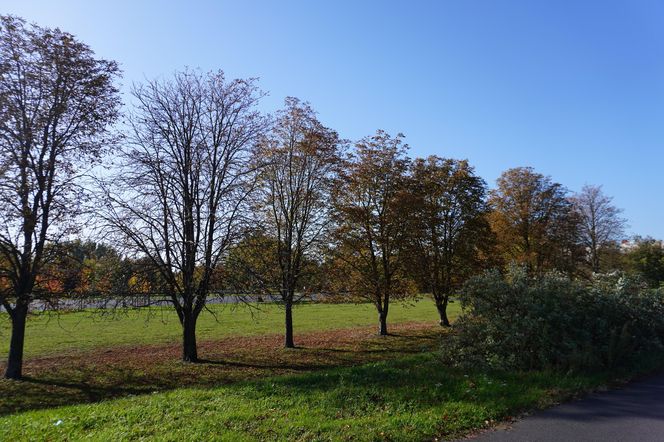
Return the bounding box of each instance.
[20,376,149,402]
[0,324,445,416]
[197,358,332,372]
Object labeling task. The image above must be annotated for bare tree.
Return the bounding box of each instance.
[571,185,626,273]
[251,97,342,348]
[0,16,120,379]
[331,131,416,336]
[101,70,265,362]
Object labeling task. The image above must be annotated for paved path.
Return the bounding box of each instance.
[466,373,664,442]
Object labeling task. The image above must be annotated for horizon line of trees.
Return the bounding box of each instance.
[1,15,662,380]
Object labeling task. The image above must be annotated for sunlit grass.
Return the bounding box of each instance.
[0,353,625,441]
[0,298,660,440]
[0,299,459,359]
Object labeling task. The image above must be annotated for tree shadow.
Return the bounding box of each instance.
[196,358,331,372]
[0,325,443,416]
[20,376,151,402]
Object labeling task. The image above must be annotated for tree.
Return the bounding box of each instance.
[101,70,265,362]
[571,185,627,273]
[252,98,342,348]
[39,240,125,295]
[624,237,664,288]
[331,130,416,335]
[0,16,120,379]
[489,167,582,274]
[409,156,492,326]
[224,231,281,296]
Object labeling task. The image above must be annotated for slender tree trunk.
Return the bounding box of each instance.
[284,301,295,348]
[378,293,390,336]
[182,312,198,362]
[378,310,388,336]
[5,303,28,380]
[435,295,451,327]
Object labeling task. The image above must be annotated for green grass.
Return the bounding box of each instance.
[0,298,661,440]
[0,299,459,358]
[0,352,632,441]
[0,323,446,415]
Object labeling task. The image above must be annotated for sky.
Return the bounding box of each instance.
[5,0,664,238]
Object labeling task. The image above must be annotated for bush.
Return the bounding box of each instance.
[442,268,664,372]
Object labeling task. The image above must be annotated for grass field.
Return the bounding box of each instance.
[0,299,660,441]
[0,352,644,441]
[0,300,459,416]
[0,299,459,358]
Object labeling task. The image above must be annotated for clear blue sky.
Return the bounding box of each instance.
[6,0,664,238]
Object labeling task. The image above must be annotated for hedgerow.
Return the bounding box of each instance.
[443,268,664,371]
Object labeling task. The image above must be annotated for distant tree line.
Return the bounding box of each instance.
[1,15,662,379]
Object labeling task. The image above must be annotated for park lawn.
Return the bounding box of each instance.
[0,299,459,359]
[0,351,644,442]
[0,322,446,415]
[0,299,661,441]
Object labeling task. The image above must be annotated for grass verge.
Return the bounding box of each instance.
[3,351,661,441]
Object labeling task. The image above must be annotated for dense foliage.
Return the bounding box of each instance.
[443,268,664,371]
[624,238,664,288]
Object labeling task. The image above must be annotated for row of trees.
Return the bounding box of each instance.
[33,232,662,310]
[0,15,655,380]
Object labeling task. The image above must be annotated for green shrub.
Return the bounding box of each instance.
[442,268,664,372]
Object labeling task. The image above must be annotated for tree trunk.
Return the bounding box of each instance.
[284,301,295,348]
[5,303,28,380]
[591,249,600,274]
[378,311,388,336]
[436,295,451,327]
[182,312,198,362]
